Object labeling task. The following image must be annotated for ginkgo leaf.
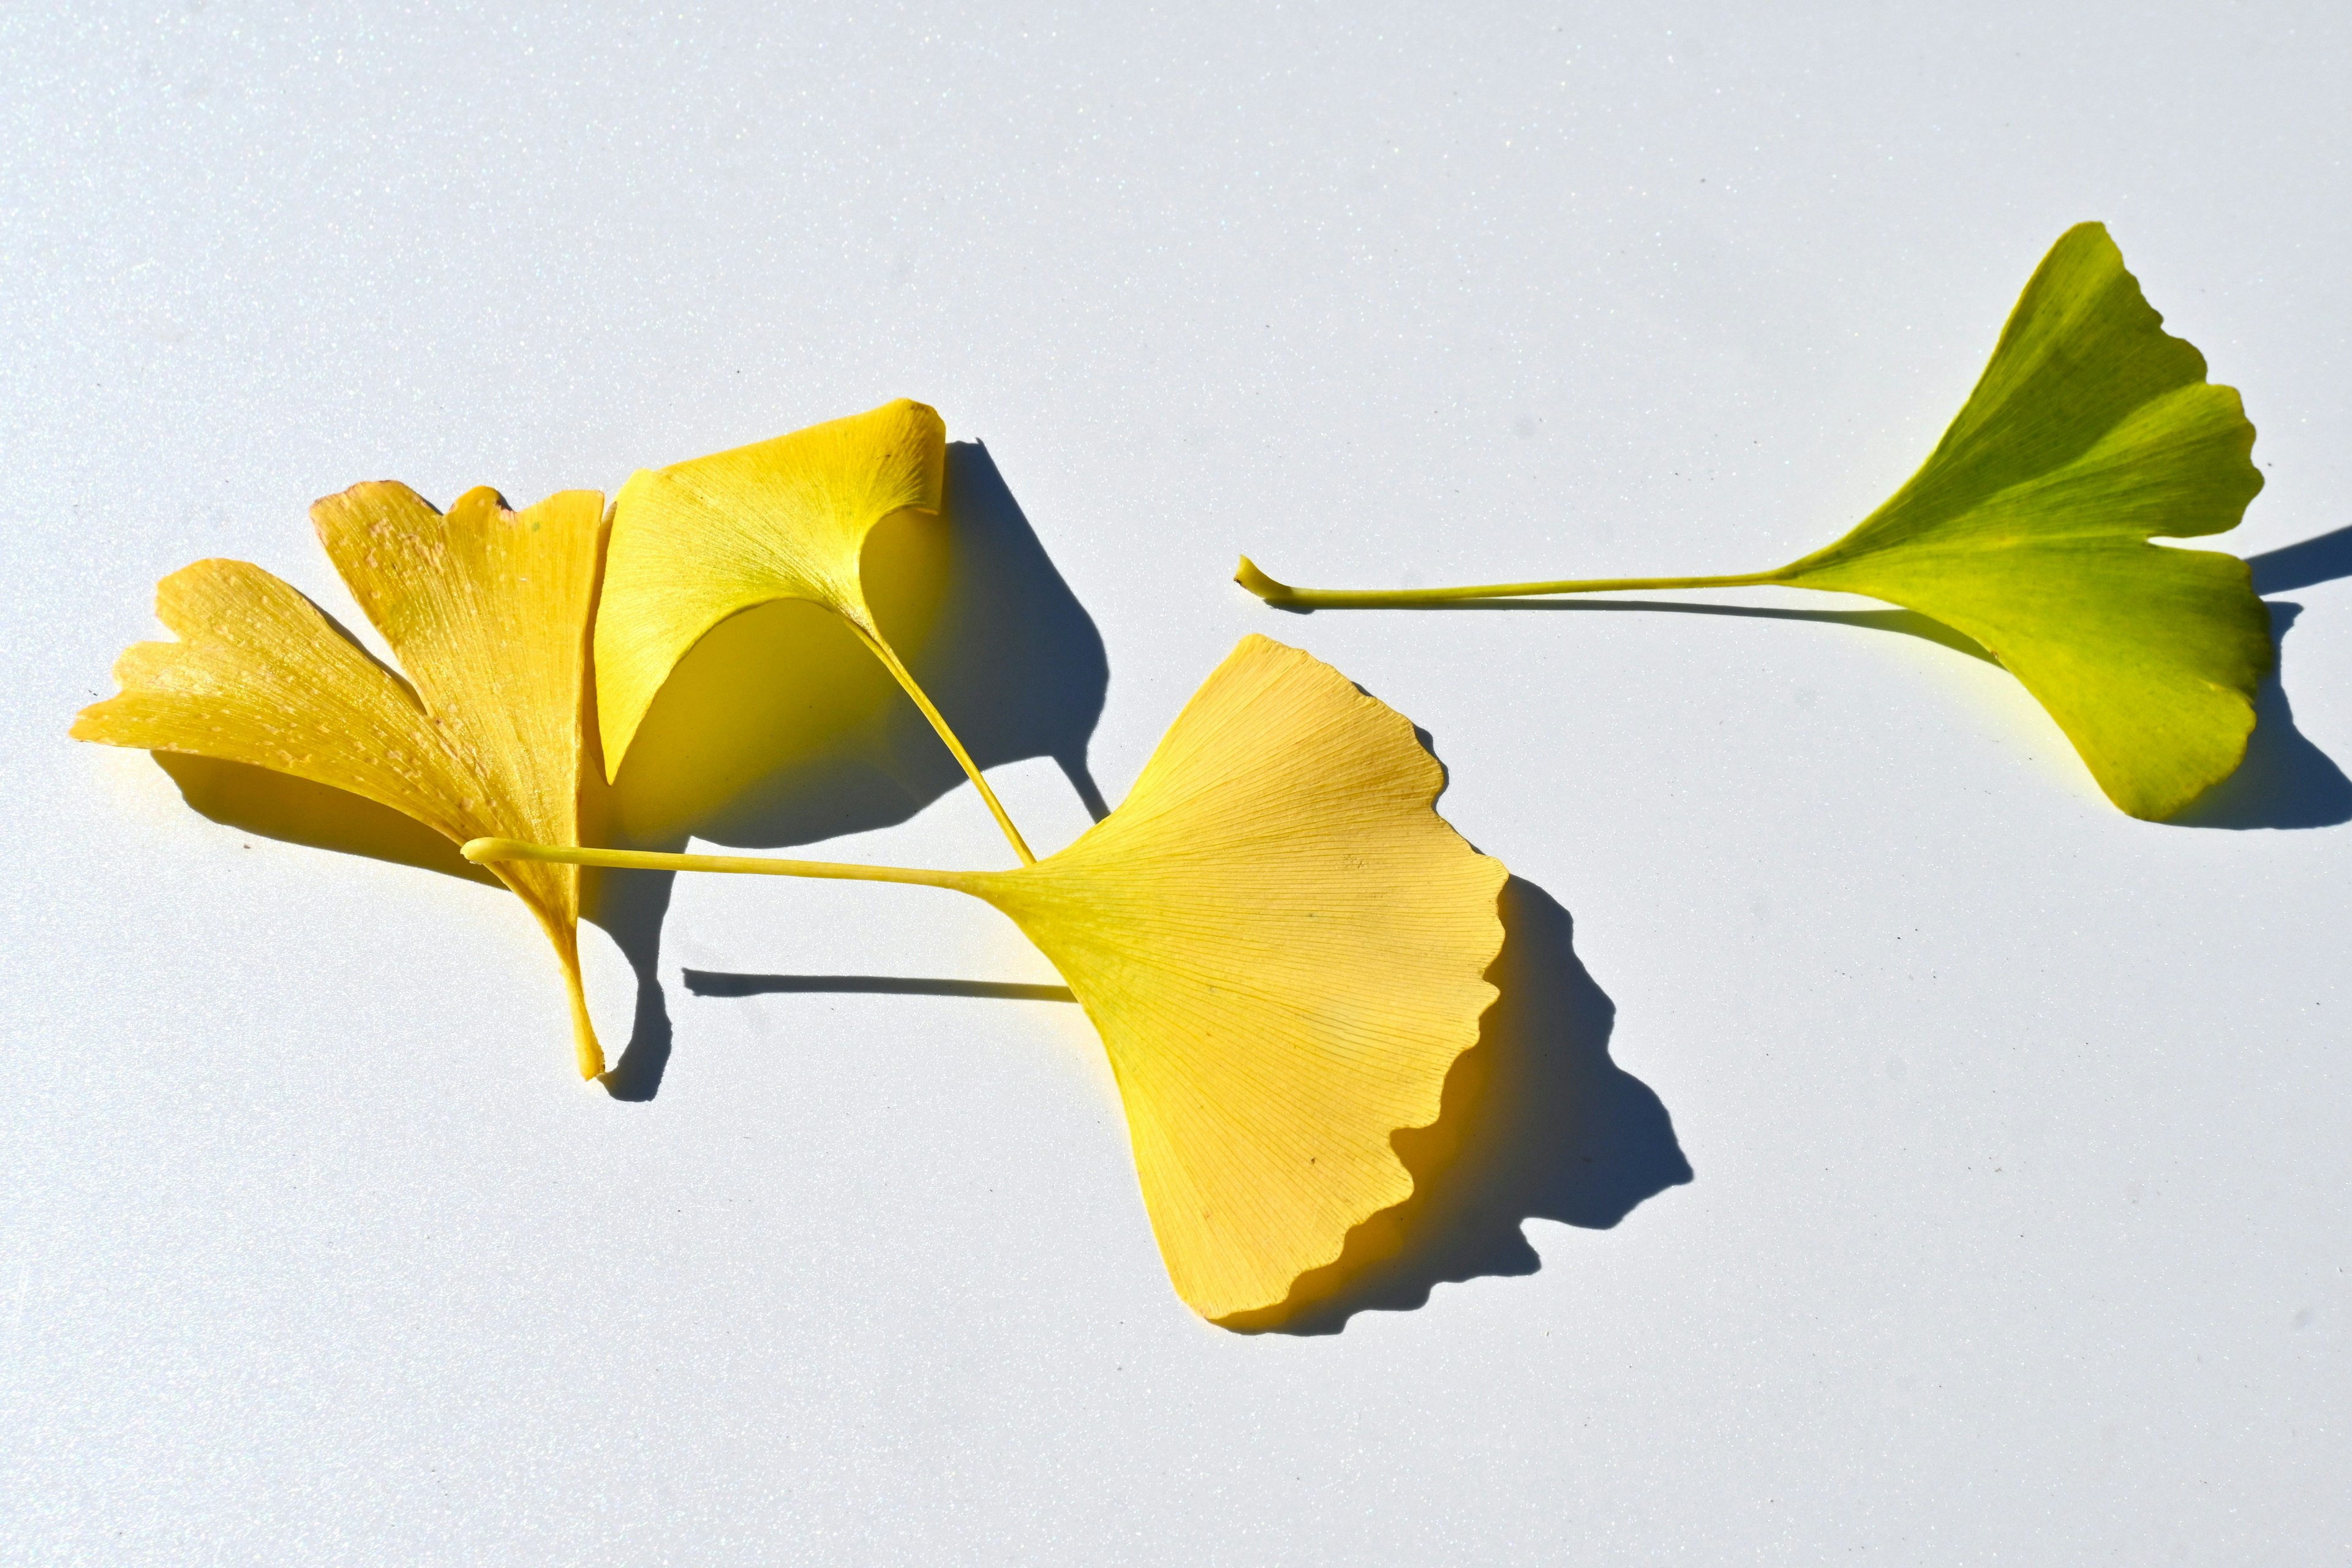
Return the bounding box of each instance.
[603,518,952,845]
[595,399,1038,861]
[1238,223,2271,820]
[468,634,1509,1321]
[73,483,611,1078]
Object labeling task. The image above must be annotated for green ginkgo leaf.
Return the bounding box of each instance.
[1238,223,2271,820]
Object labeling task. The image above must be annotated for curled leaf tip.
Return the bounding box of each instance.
[1234,556,1295,602]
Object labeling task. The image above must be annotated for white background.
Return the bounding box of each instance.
[5,3,2348,1562]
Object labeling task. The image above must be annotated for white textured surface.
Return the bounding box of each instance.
[5,4,2348,1562]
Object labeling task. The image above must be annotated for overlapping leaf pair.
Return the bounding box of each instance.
[79,220,2259,1322]
[74,404,1507,1323]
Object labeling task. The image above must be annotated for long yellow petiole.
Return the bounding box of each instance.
[464,838,981,895]
[551,925,605,1080]
[848,624,1037,865]
[1235,556,1794,608]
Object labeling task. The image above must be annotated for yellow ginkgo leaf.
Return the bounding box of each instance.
[468,635,1509,1320]
[594,399,1038,861]
[74,483,610,1078]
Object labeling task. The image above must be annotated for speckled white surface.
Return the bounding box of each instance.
[5,3,2349,1562]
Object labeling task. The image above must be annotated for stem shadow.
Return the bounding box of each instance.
[2247,522,2352,595]
[1269,595,1996,663]
[682,970,1075,1003]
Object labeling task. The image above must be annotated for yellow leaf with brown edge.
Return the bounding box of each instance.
[74,483,610,1078]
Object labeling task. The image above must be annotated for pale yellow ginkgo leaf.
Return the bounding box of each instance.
[594,399,1036,861]
[74,483,610,1078]
[967,635,1511,1317]
[469,634,1509,1320]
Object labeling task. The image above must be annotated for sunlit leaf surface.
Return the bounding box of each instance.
[1240,224,2270,819]
[966,635,1507,1318]
[74,484,610,1076]
[1778,223,2269,817]
[594,399,946,777]
[470,635,1509,1319]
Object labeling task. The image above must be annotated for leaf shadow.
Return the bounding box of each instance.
[682,970,1076,1003]
[2169,599,2352,831]
[1270,595,1999,663]
[151,440,1110,1100]
[153,753,501,886]
[2246,521,2352,596]
[598,440,1109,1098]
[1219,875,1693,1335]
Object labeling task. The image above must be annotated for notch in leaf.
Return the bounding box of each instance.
[469,635,1510,1322]
[73,484,612,1077]
[594,399,1038,861]
[1238,223,2271,820]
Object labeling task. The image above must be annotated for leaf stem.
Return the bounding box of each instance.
[554,930,604,1080]
[466,838,978,894]
[1235,556,1792,607]
[849,624,1038,865]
